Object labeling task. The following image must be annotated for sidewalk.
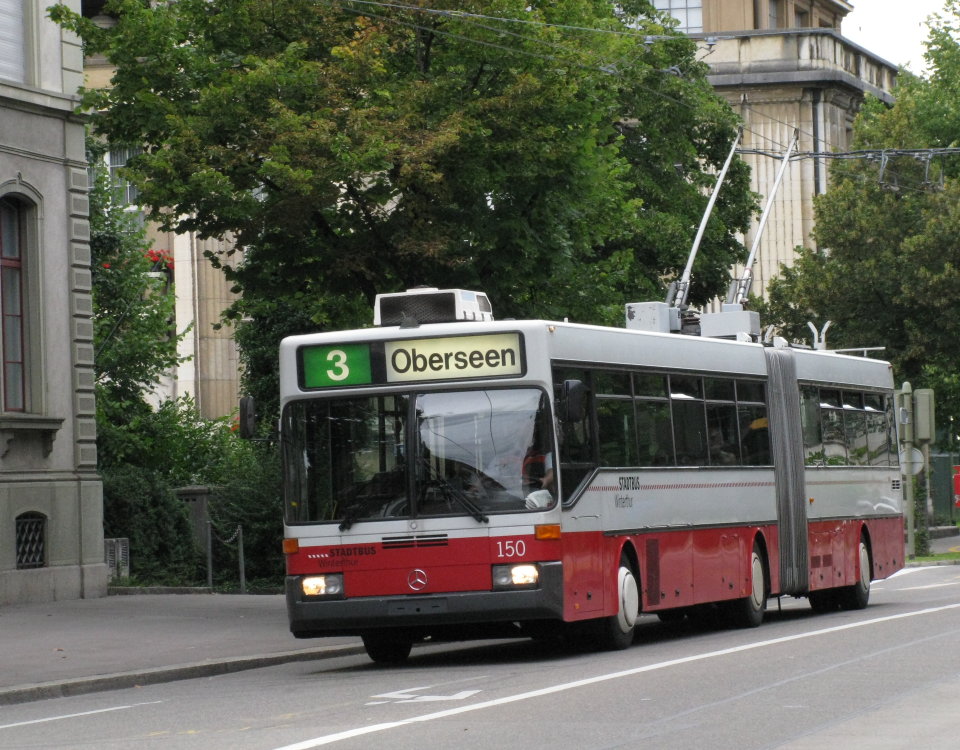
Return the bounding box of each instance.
[0,593,363,706]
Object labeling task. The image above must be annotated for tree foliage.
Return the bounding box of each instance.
[56,0,754,335]
[88,141,181,411]
[759,1,960,429]
[88,140,281,584]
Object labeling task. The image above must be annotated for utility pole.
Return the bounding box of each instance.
[913,388,936,525]
[898,382,916,558]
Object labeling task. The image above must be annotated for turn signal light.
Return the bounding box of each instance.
[535,524,561,540]
[282,538,300,555]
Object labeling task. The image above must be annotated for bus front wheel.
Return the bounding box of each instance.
[362,632,413,664]
[596,555,639,650]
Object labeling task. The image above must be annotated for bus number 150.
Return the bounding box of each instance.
[495,540,526,558]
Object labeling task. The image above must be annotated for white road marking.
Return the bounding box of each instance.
[366,685,481,705]
[272,601,960,749]
[0,701,163,731]
[898,582,960,591]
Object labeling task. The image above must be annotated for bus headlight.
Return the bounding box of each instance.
[492,564,540,590]
[301,574,344,598]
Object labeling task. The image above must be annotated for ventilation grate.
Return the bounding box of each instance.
[382,533,449,549]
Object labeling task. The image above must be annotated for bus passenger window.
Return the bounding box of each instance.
[800,386,824,465]
[821,408,847,464]
[707,403,739,465]
[552,367,597,502]
[866,410,890,466]
[596,397,637,466]
[673,400,707,465]
[845,410,868,466]
[739,407,770,465]
[636,400,672,466]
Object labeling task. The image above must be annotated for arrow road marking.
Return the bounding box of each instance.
[367,685,481,705]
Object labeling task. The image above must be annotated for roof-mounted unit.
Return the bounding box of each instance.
[374,288,494,326]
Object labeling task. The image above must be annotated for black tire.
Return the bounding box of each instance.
[808,589,839,613]
[836,537,872,611]
[726,543,767,628]
[596,555,640,650]
[657,608,687,624]
[362,632,413,664]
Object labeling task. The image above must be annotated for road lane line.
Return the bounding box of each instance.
[272,601,960,749]
[0,701,163,731]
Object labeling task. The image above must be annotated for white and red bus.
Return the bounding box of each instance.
[279,288,903,662]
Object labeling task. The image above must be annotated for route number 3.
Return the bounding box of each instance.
[325,349,350,381]
[496,540,526,558]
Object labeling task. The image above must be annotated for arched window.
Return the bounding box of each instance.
[0,197,27,411]
[16,511,46,569]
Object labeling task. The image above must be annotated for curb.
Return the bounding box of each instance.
[905,558,960,567]
[107,586,213,595]
[0,643,366,707]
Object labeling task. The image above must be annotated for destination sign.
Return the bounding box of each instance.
[384,333,523,383]
[298,332,524,389]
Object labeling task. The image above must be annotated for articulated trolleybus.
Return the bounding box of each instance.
[280,288,903,662]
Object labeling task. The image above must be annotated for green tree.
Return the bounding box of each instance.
[759,2,960,428]
[89,142,283,584]
[55,0,753,322]
[88,141,185,469]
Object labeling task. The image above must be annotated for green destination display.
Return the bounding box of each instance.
[301,343,372,388]
[298,332,524,389]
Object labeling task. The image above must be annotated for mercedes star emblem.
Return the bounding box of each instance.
[407,568,428,591]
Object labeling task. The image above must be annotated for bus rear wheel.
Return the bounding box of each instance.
[596,555,639,650]
[726,543,766,628]
[836,537,871,611]
[362,632,413,664]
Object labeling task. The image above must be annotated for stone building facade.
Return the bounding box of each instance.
[0,0,107,603]
[655,1,898,302]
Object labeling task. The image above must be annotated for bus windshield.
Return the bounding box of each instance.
[282,388,555,525]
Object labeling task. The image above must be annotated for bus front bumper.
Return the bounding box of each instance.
[287,561,564,638]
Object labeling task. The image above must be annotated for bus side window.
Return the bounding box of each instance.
[553,367,598,501]
[597,397,637,466]
[739,407,770,465]
[670,375,707,466]
[800,385,824,465]
[636,399,672,466]
[595,371,636,466]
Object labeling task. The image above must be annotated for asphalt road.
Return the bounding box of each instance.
[3,565,960,750]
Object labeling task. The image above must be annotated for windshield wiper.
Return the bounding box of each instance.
[418,458,489,524]
[339,507,364,532]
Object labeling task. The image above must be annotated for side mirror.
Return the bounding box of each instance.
[238,396,257,439]
[559,380,587,422]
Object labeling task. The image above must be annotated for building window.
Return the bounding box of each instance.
[769,0,781,29]
[0,0,26,83]
[107,145,142,207]
[16,512,46,569]
[652,0,704,34]
[0,197,26,412]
